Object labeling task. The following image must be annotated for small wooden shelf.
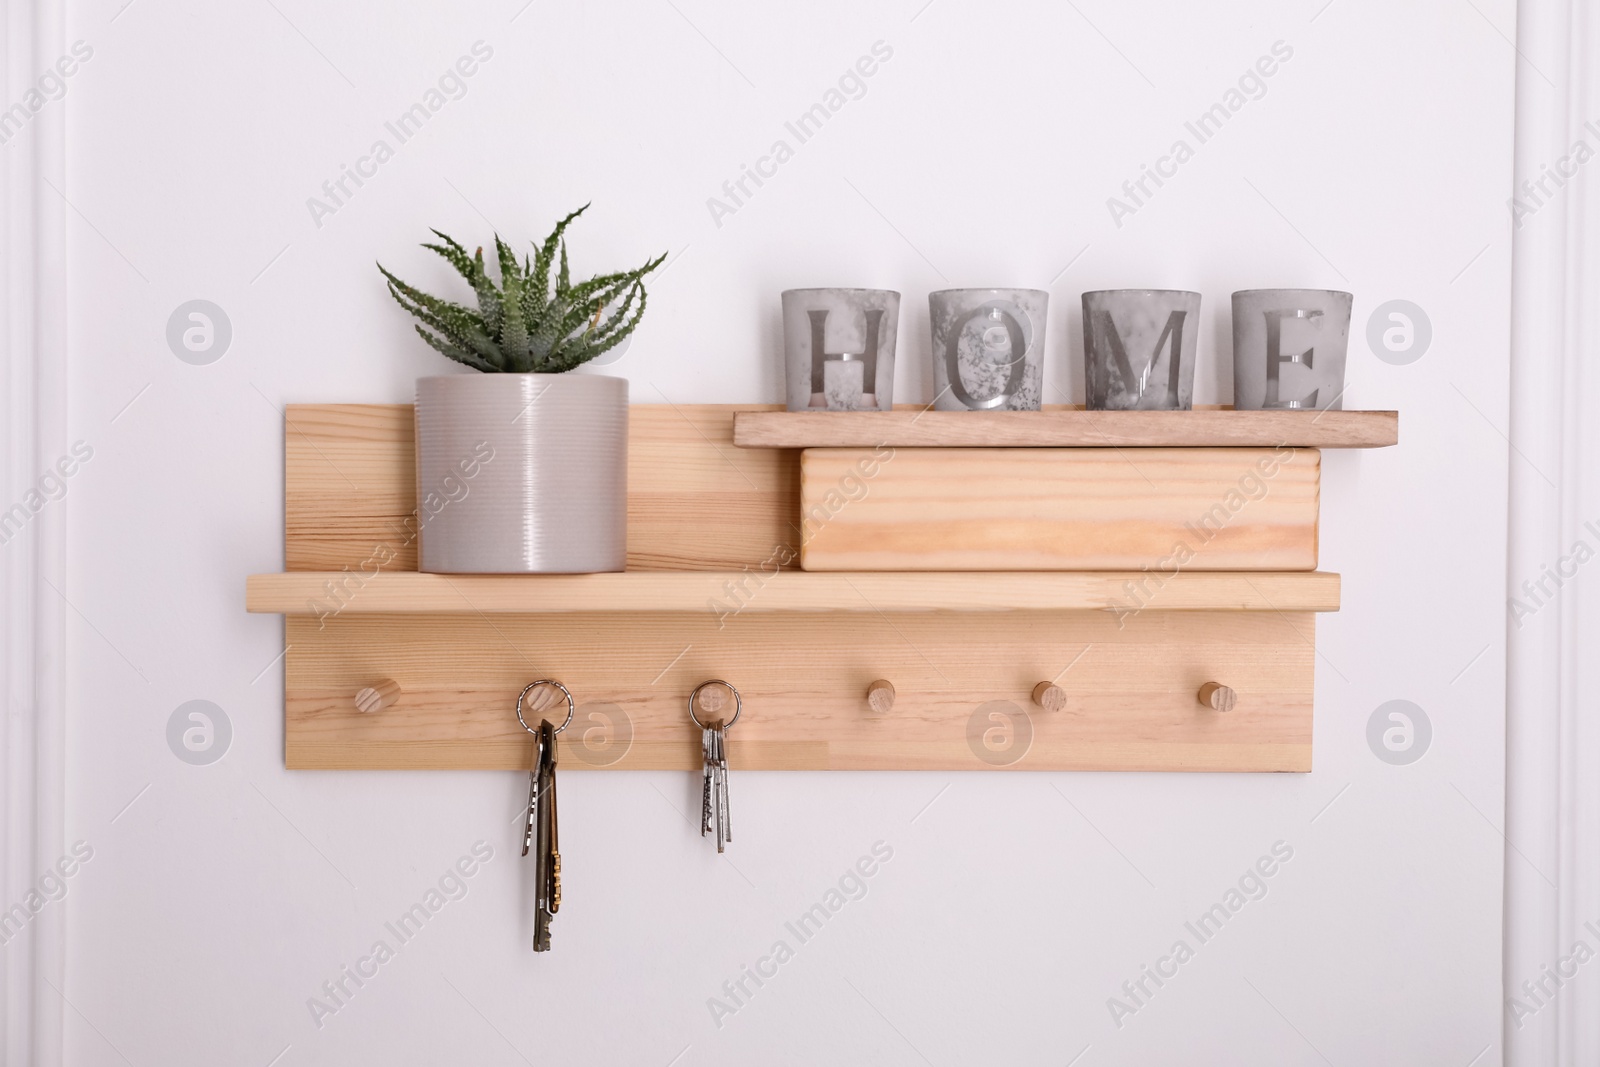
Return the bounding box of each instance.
[247,402,1360,773]
[733,407,1398,449]
[246,570,1342,615]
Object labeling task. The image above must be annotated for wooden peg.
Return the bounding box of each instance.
[866,679,896,715]
[522,684,561,714]
[1031,681,1067,713]
[696,684,728,719]
[1197,682,1236,712]
[354,678,401,714]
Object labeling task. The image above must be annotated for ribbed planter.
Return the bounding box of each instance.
[414,373,627,573]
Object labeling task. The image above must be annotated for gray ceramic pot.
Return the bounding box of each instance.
[414,373,627,573]
[929,288,1047,411]
[1082,290,1200,410]
[781,288,899,411]
[1231,289,1353,411]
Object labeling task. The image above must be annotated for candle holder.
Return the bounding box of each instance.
[928,288,1048,411]
[781,288,900,411]
[1082,289,1200,411]
[1231,289,1352,411]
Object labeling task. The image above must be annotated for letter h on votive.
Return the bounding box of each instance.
[808,308,884,399]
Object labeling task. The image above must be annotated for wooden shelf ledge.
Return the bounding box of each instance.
[732,408,1398,449]
[247,570,1341,615]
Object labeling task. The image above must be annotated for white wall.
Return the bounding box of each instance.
[51,0,1512,1063]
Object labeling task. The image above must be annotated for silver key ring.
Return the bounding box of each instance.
[516,680,574,736]
[688,679,741,731]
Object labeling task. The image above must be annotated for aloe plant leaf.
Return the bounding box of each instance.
[380,267,504,368]
[468,246,502,337]
[421,231,478,280]
[529,204,588,318]
[401,239,506,341]
[493,234,522,291]
[401,302,504,370]
[500,286,528,365]
[587,282,641,342]
[382,272,488,348]
[547,282,650,372]
[526,295,574,360]
[589,283,649,353]
[413,324,498,372]
[560,252,667,307]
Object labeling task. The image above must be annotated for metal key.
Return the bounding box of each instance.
[702,720,724,852]
[715,720,731,849]
[690,681,741,854]
[544,720,561,916]
[701,719,729,853]
[521,729,544,859]
[517,679,573,955]
[531,722,551,952]
[702,724,717,838]
[533,719,559,952]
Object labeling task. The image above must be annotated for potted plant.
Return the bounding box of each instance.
[379,206,663,573]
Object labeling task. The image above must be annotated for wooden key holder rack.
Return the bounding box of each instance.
[246,403,1396,772]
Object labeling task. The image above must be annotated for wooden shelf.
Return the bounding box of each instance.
[733,407,1398,449]
[247,403,1359,773]
[247,570,1341,615]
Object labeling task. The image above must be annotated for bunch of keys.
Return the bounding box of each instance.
[517,680,572,953]
[690,680,740,853]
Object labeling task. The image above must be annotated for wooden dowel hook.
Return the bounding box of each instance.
[355,678,401,714]
[1197,682,1236,712]
[1031,681,1067,713]
[695,684,727,718]
[866,679,895,715]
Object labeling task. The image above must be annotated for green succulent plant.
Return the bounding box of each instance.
[378,205,665,373]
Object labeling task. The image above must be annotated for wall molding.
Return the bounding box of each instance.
[0,0,68,1064]
[1506,1,1600,1063]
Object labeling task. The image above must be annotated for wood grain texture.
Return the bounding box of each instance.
[283,610,1316,771]
[734,407,1398,448]
[246,569,1343,614]
[284,403,799,572]
[800,447,1319,571]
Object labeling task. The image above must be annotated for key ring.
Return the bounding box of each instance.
[517,680,574,736]
[688,680,741,731]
